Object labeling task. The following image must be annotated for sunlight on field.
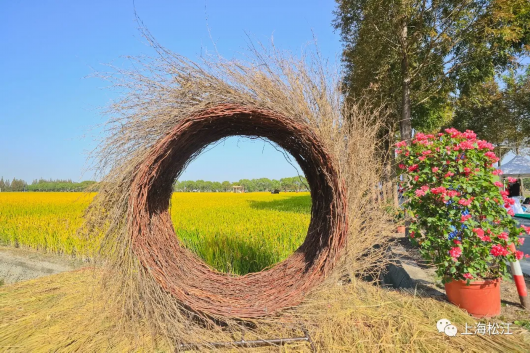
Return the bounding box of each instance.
[0,193,96,257]
[0,192,311,274]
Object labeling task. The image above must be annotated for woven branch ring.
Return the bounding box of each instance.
[128,103,348,318]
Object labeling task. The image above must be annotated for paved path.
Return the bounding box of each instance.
[0,246,85,285]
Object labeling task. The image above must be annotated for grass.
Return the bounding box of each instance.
[1,268,529,352]
[515,320,530,330]
[0,192,310,274]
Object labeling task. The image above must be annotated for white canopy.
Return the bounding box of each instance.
[499,155,530,178]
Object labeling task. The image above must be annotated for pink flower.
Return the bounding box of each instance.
[432,167,439,173]
[477,140,495,150]
[419,156,426,161]
[485,151,499,162]
[414,132,428,141]
[395,140,407,148]
[473,228,491,241]
[422,150,432,156]
[444,171,454,178]
[492,169,503,175]
[408,164,419,172]
[458,198,472,206]
[500,190,509,197]
[463,273,473,279]
[507,209,515,216]
[516,251,524,261]
[396,149,402,154]
[518,238,525,245]
[497,232,509,240]
[494,181,503,188]
[453,239,461,244]
[462,130,477,140]
[399,164,406,169]
[508,177,517,183]
[431,186,446,195]
[461,214,471,222]
[445,128,462,138]
[472,228,484,237]
[459,140,475,150]
[405,151,409,156]
[414,175,419,181]
[410,231,415,238]
[447,190,458,197]
[415,189,426,197]
[449,247,462,259]
[490,244,509,257]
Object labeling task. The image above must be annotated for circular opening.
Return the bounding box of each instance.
[170,136,312,275]
[129,104,347,317]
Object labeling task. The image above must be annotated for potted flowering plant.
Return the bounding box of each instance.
[394,209,406,233]
[396,128,528,317]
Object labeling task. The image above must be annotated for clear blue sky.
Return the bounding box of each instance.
[0,1,341,183]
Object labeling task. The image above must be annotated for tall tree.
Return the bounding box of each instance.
[333,0,530,141]
[452,68,530,158]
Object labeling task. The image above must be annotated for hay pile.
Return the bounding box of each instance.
[85,33,394,346]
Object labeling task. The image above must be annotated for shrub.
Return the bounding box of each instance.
[397,128,528,283]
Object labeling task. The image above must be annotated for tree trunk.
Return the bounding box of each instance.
[400,19,412,142]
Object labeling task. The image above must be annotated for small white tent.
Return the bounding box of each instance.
[499,155,530,177]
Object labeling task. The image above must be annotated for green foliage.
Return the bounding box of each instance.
[173,176,308,192]
[397,128,528,282]
[0,178,96,192]
[27,179,96,192]
[452,69,530,155]
[0,178,27,192]
[514,320,530,330]
[333,0,530,136]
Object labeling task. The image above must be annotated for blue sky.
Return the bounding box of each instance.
[0,1,341,183]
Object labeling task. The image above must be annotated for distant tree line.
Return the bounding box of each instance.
[173,176,309,193]
[0,176,308,193]
[0,178,96,192]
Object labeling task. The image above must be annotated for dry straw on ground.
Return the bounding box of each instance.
[2,269,530,352]
[83,32,398,347]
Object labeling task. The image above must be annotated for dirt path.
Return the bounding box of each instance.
[0,246,86,285]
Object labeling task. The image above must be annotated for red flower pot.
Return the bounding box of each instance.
[397,225,406,234]
[445,279,501,318]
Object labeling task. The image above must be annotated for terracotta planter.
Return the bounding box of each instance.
[396,225,406,234]
[445,279,501,318]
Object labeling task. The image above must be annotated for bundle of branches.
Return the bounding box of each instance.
[85,32,394,347]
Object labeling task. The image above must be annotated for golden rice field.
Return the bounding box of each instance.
[0,192,311,274]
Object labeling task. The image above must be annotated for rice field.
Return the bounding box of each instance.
[0,192,311,274]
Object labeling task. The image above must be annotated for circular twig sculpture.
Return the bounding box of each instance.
[130,103,347,318]
[86,42,393,345]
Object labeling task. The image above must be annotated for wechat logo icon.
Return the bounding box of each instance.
[437,318,457,336]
